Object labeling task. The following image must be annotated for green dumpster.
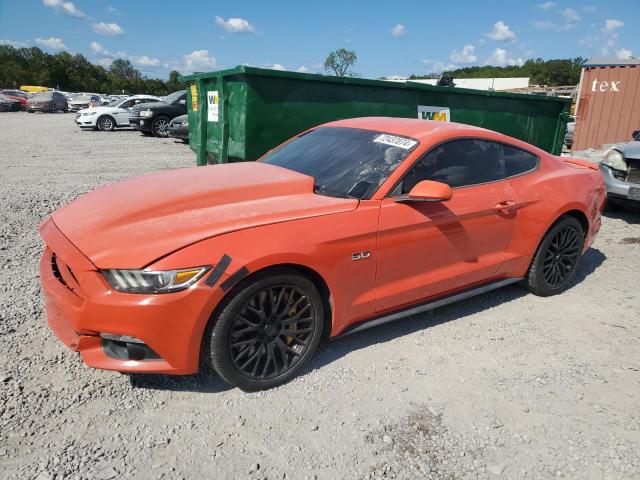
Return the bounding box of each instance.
[181,66,571,166]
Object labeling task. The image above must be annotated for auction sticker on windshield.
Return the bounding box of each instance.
[373,134,417,150]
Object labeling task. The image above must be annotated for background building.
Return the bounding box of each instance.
[572,58,640,151]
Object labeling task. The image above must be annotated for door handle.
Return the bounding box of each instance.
[493,200,518,215]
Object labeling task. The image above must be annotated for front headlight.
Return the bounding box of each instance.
[603,150,627,171]
[101,267,209,294]
[139,110,153,117]
[83,112,97,116]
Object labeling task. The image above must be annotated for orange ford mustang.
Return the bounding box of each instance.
[39,117,605,391]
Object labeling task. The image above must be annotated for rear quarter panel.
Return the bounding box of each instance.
[505,153,603,277]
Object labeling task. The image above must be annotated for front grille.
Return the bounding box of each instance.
[626,158,640,184]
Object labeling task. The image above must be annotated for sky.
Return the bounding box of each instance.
[0,0,638,79]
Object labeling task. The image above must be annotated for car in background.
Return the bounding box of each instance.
[564,121,575,149]
[27,91,69,113]
[39,117,605,391]
[75,95,161,131]
[68,94,104,112]
[129,90,187,137]
[167,114,189,142]
[0,96,13,112]
[1,90,29,109]
[0,94,23,111]
[600,130,640,208]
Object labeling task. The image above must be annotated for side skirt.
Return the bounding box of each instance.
[339,277,522,337]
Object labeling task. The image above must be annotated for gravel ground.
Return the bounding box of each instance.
[1,112,639,480]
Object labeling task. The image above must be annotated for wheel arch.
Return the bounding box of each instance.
[560,209,589,238]
[214,262,334,340]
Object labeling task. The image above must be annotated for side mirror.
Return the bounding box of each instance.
[134,100,141,104]
[179,99,186,105]
[396,180,453,203]
[633,130,640,141]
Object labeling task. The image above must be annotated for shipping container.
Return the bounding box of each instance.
[181,66,571,166]
[572,58,640,151]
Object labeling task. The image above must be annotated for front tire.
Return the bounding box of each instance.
[151,116,170,137]
[524,216,584,296]
[97,115,115,131]
[206,271,324,391]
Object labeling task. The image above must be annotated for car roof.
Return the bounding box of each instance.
[324,117,493,141]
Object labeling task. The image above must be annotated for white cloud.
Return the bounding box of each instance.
[107,5,120,14]
[35,36,66,50]
[61,1,85,18]
[214,16,256,34]
[297,66,309,73]
[420,59,457,72]
[602,19,623,33]
[533,20,555,30]
[449,44,477,63]
[0,38,28,47]
[91,22,124,36]
[584,5,597,13]
[537,2,556,11]
[486,21,516,43]
[616,48,632,60]
[562,8,580,29]
[390,24,407,37]
[42,0,85,18]
[270,64,285,71]
[132,55,161,67]
[90,41,106,54]
[96,57,113,68]
[183,50,217,72]
[485,48,523,67]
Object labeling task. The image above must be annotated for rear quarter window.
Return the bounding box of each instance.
[503,145,539,177]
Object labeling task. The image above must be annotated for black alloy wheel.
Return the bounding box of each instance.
[207,272,324,391]
[229,285,315,380]
[541,225,581,288]
[524,216,584,296]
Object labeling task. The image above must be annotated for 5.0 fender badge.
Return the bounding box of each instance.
[352,251,371,261]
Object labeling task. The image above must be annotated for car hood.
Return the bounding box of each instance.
[51,163,358,269]
[616,141,640,159]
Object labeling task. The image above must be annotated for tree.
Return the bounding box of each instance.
[324,48,358,77]
[108,59,141,81]
[166,70,184,92]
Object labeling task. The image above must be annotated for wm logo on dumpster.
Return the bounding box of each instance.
[417,105,450,122]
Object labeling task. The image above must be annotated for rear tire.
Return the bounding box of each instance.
[524,216,584,297]
[205,271,324,391]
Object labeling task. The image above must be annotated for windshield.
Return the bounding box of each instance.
[160,90,184,104]
[260,127,418,199]
[33,92,54,99]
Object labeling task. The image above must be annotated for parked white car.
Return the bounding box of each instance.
[75,95,160,131]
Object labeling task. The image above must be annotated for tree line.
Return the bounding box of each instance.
[1,44,587,95]
[0,45,184,95]
[410,57,586,86]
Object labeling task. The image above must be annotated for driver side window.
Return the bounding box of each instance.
[400,139,504,194]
